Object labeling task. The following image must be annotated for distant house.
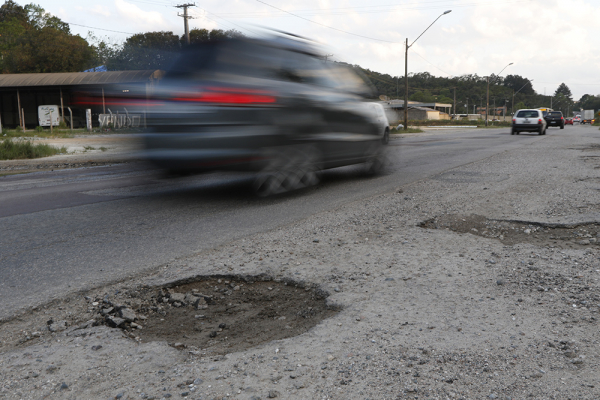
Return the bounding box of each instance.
[381,100,452,122]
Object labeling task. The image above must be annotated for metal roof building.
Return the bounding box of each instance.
[0,70,164,129]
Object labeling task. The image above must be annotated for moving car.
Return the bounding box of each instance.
[137,34,390,195]
[512,109,547,135]
[573,116,581,123]
[544,111,564,129]
[565,118,573,125]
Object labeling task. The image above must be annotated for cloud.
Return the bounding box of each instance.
[114,0,170,31]
[90,5,111,18]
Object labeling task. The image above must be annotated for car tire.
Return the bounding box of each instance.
[560,125,564,129]
[364,142,388,175]
[253,145,321,196]
[539,127,544,135]
[382,128,390,145]
[511,129,515,135]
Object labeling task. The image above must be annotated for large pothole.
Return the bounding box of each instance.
[419,214,600,248]
[90,275,338,355]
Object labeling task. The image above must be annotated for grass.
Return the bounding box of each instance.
[0,138,68,160]
[390,127,424,134]
[1,126,145,138]
[406,119,511,128]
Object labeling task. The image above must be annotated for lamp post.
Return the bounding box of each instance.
[511,79,533,115]
[404,10,451,130]
[486,62,513,126]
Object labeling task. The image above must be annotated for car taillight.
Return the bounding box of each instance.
[512,119,516,123]
[172,87,276,105]
[538,119,543,124]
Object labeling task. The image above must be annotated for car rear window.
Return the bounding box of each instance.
[548,112,562,116]
[516,110,539,118]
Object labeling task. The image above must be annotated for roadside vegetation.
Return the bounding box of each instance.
[390,126,424,134]
[409,119,511,128]
[0,138,67,159]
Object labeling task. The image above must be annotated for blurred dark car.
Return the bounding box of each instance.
[544,111,564,129]
[138,35,390,195]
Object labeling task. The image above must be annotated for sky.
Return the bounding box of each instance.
[37,0,600,100]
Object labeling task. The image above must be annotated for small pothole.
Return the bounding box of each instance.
[91,275,339,355]
[419,214,600,248]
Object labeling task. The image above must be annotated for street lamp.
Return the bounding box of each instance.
[404,10,451,130]
[511,79,533,115]
[486,62,513,126]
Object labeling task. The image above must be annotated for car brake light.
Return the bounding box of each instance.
[538,119,543,124]
[172,87,276,105]
[512,119,516,123]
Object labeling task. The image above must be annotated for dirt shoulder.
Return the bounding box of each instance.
[0,134,142,174]
[1,130,600,399]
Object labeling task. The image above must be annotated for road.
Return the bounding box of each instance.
[0,126,553,319]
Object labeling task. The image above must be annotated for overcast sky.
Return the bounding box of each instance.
[40,0,600,100]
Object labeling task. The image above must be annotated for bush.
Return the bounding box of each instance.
[0,138,67,160]
[35,126,44,132]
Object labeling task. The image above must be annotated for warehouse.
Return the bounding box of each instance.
[0,70,164,129]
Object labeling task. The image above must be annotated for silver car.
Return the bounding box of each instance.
[511,109,547,135]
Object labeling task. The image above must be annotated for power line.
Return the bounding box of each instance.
[255,0,402,44]
[66,22,135,35]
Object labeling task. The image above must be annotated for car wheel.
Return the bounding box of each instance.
[560,125,564,129]
[253,145,321,196]
[364,141,388,175]
[511,128,515,135]
[539,127,544,135]
[382,128,390,145]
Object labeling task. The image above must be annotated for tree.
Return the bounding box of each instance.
[186,28,243,45]
[576,94,600,112]
[0,0,27,23]
[106,31,181,70]
[554,83,572,101]
[0,1,96,73]
[503,74,534,95]
[514,101,526,111]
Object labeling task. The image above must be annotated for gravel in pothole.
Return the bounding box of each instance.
[90,276,338,355]
[419,214,600,249]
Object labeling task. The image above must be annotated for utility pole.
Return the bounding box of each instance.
[176,3,196,45]
[453,87,456,118]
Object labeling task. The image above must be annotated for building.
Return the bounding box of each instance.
[382,99,452,123]
[0,70,164,129]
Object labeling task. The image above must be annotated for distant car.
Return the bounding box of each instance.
[512,109,547,135]
[544,111,564,129]
[573,117,581,123]
[565,118,573,125]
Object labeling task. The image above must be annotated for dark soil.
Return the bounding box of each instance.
[419,214,600,249]
[93,276,339,355]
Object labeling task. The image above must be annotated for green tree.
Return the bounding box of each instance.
[410,90,435,103]
[554,83,572,102]
[576,94,600,111]
[0,1,95,73]
[503,75,534,95]
[514,101,526,111]
[186,28,243,45]
[107,31,181,70]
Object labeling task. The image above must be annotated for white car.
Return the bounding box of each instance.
[511,109,547,135]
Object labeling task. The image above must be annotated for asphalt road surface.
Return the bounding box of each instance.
[0,126,556,319]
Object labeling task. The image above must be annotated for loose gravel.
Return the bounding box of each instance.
[1,128,600,399]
